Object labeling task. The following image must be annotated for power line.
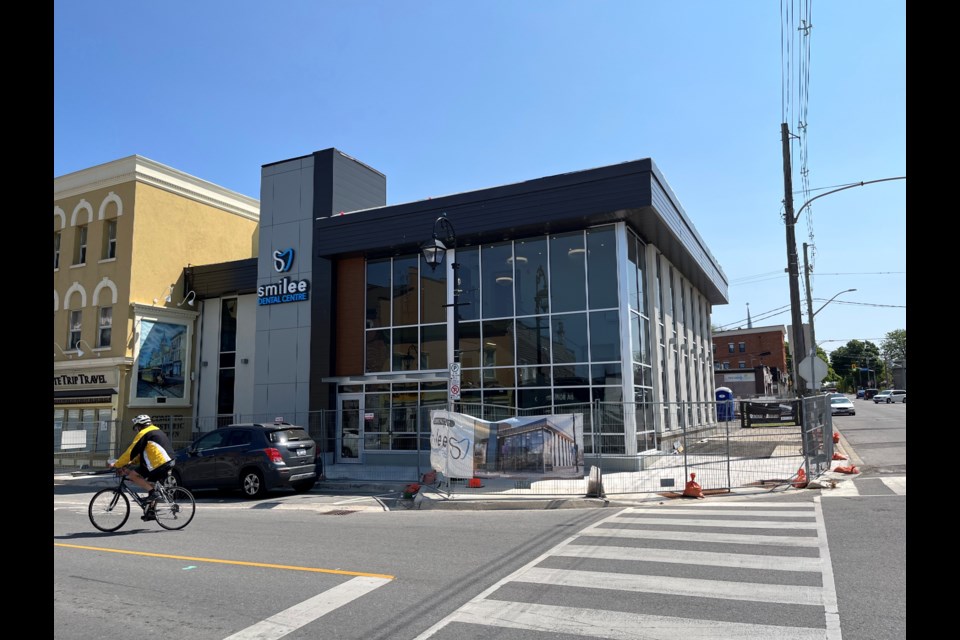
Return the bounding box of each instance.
[728,270,905,287]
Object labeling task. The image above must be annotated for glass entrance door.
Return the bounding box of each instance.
[338,395,363,464]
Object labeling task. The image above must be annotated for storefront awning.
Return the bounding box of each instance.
[54,388,118,404]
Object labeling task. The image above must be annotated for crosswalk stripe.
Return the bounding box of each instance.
[579,526,821,547]
[881,477,906,494]
[223,576,391,640]
[512,566,823,606]
[610,516,817,529]
[554,544,822,572]
[821,476,907,498]
[437,599,828,640]
[649,502,816,509]
[624,507,816,518]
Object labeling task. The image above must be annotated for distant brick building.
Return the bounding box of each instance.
[711,325,789,396]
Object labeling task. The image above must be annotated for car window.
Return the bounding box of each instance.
[227,430,252,447]
[269,428,311,444]
[194,430,229,451]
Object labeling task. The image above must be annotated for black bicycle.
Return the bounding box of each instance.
[88,465,196,532]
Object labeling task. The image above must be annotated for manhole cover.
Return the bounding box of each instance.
[321,510,357,516]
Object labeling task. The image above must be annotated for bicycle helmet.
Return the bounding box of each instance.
[132,414,152,428]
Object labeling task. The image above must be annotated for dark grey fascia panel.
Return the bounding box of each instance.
[184,258,258,299]
[314,158,728,304]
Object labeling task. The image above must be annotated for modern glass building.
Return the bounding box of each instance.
[186,149,728,475]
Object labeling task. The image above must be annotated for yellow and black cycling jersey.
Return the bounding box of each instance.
[115,425,173,471]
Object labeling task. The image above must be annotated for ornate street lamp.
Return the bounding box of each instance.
[421,213,462,406]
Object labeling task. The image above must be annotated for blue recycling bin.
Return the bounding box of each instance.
[715,387,735,422]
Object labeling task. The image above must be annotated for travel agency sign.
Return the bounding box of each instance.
[258,248,311,306]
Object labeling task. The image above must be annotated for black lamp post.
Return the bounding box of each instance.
[421,213,462,405]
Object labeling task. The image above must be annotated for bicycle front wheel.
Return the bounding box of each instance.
[154,487,196,530]
[89,489,130,532]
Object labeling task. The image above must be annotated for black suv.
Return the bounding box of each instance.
[170,423,319,498]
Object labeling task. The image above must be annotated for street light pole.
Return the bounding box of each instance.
[802,243,856,394]
[421,213,462,409]
[781,160,905,397]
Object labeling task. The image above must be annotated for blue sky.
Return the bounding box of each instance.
[54,1,905,357]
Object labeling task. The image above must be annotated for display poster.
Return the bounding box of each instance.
[430,411,583,479]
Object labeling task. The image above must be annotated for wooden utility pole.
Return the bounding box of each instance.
[782,122,807,395]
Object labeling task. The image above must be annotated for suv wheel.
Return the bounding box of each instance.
[240,469,267,499]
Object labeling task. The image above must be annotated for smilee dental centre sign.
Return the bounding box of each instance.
[258,248,311,306]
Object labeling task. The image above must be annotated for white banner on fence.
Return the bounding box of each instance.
[429,410,475,478]
[430,410,584,479]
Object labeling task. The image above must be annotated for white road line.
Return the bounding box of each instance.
[222,576,391,640]
[623,508,816,518]
[554,545,822,572]
[512,567,823,606]
[440,600,828,640]
[880,477,906,494]
[610,516,816,529]
[653,502,815,509]
[814,497,843,640]
[579,527,820,547]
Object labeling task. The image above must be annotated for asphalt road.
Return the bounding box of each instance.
[54,397,905,639]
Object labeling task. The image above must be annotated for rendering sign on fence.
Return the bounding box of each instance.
[429,410,584,479]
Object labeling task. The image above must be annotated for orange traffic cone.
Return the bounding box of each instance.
[834,464,859,474]
[682,473,704,499]
[467,477,483,488]
[833,431,841,444]
[792,467,808,488]
[832,452,849,460]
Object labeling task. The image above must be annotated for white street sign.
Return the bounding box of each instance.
[449,362,461,400]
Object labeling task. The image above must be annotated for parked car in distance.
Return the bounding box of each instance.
[863,388,879,400]
[830,396,856,416]
[169,423,319,499]
[886,389,906,404]
[872,391,892,404]
[856,389,865,398]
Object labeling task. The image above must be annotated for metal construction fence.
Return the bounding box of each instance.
[54,396,833,495]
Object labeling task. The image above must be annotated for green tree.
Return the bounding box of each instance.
[881,329,906,363]
[829,340,883,390]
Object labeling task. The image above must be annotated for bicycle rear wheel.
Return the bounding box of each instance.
[89,489,130,532]
[154,487,196,530]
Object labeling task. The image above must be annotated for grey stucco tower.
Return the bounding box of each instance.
[253,149,386,420]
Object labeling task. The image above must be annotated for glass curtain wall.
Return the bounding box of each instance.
[360,224,653,454]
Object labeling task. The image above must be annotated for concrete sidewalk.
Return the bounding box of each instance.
[56,467,852,511]
[56,429,861,511]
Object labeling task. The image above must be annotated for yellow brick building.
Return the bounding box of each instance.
[54,156,259,467]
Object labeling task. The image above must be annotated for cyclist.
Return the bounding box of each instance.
[112,414,174,521]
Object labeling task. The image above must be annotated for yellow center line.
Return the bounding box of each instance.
[54,543,395,580]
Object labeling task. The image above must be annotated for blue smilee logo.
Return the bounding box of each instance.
[273,248,294,273]
[260,247,309,306]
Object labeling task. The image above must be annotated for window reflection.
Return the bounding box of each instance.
[551,313,588,363]
[550,232,586,313]
[481,242,515,319]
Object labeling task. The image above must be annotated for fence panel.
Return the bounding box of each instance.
[54,397,829,489]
